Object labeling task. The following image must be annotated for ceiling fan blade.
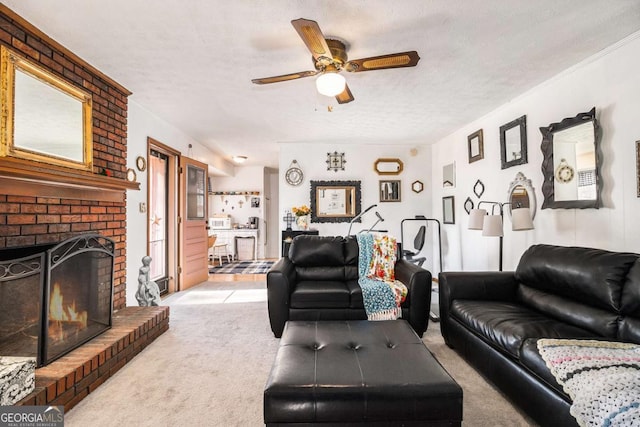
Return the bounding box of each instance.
[251,70,319,85]
[335,84,354,104]
[291,18,333,62]
[344,51,420,72]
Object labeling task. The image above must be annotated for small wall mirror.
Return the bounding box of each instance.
[507,172,536,220]
[310,180,361,223]
[500,115,527,169]
[540,108,601,209]
[0,46,93,171]
[442,196,455,224]
[443,162,455,188]
[374,158,403,175]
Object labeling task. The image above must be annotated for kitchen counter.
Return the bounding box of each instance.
[208,229,259,260]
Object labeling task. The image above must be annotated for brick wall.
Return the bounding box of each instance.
[0,8,131,309]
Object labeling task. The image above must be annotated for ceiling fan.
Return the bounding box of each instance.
[251,18,420,104]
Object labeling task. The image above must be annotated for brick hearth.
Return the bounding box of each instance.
[16,306,169,411]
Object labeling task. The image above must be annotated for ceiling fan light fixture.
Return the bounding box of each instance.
[316,72,346,97]
[232,155,247,163]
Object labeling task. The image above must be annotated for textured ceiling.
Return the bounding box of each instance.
[4,1,640,169]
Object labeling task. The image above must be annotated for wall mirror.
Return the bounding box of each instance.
[374,158,403,175]
[500,115,527,169]
[540,108,601,209]
[442,196,455,224]
[310,180,361,223]
[0,46,93,171]
[507,172,536,220]
[443,162,455,188]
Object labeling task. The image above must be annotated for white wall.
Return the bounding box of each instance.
[278,143,438,273]
[126,101,232,306]
[431,32,640,272]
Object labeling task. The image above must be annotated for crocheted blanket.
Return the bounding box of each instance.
[356,233,407,321]
[537,338,640,427]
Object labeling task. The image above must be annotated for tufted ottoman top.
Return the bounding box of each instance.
[264,320,462,426]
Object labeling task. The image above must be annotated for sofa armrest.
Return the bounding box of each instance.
[438,271,517,346]
[395,259,432,337]
[266,257,297,337]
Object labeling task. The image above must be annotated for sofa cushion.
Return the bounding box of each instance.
[620,260,640,343]
[346,279,363,309]
[291,281,350,309]
[450,300,597,358]
[515,245,638,312]
[295,266,345,282]
[519,338,568,400]
[517,285,619,338]
[289,236,345,267]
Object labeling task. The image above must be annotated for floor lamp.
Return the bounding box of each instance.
[468,201,533,271]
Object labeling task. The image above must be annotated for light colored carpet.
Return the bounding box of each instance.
[65,281,538,426]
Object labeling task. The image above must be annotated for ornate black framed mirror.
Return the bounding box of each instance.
[540,108,601,209]
[310,180,361,223]
[500,115,527,169]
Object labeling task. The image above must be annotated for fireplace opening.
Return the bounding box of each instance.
[0,234,115,366]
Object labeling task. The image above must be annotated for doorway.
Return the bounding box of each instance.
[147,138,180,295]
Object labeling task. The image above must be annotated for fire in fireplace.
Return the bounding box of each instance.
[0,234,115,366]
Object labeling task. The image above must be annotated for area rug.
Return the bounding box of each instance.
[209,260,274,274]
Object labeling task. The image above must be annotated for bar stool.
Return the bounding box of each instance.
[208,235,231,266]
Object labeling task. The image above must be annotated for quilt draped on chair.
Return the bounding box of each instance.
[356,233,407,321]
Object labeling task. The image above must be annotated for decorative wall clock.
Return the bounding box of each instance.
[136,156,147,172]
[326,151,346,172]
[555,158,575,183]
[285,160,304,186]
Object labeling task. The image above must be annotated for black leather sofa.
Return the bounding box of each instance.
[439,244,640,427]
[267,235,431,338]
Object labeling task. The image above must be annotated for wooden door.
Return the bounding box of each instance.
[179,156,209,290]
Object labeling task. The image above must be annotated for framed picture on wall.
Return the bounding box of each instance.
[443,196,455,224]
[637,140,640,197]
[468,129,484,163]
[379,180,401,202]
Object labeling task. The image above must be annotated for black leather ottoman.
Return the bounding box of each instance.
[264,320,462,426]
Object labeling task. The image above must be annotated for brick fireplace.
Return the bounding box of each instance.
[0,5,170,410]
[0,5,131,310]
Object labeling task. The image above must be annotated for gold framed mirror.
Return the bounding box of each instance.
[310,180,361,223]
[0,45,93,171]
[374,158,403,175]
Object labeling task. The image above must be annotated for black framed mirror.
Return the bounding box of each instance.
[500,115,527,169]
[310,180,361,223]
[540,108,601,209]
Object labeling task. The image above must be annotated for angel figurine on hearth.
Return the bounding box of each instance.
[135,255,161,306]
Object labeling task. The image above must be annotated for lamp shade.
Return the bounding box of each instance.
[468,209,487,230]
[482,215,504,237]
[511,208,534,231]
[316,72,346,97]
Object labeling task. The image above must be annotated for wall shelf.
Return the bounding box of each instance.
[208,191,260,195]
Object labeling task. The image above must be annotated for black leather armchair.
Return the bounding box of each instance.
[267,235,431,338]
